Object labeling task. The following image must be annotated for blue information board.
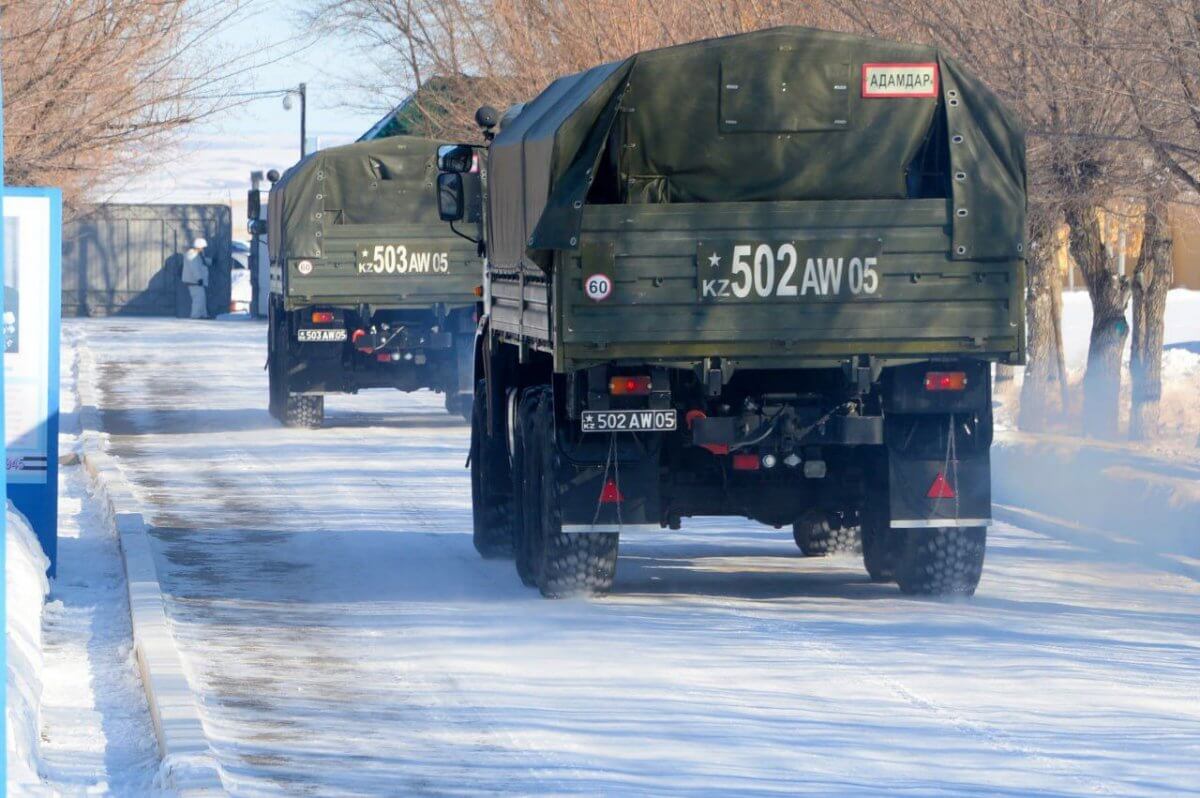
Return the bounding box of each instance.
[4,187,62,576]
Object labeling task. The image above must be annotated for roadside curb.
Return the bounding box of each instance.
[75,342,226,796]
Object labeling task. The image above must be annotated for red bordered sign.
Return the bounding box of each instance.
[861,63,939,98]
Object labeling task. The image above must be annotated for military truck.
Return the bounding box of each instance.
[437,27,1025,597]
[267,137,481,427]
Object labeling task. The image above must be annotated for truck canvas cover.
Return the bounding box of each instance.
[487,26,1025,269]
[269,136,480,306]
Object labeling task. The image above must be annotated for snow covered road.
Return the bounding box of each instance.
[71,317,1200,796]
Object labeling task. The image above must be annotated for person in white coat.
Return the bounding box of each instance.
[182,237,210,319]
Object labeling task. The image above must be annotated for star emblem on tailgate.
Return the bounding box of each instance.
[708,252,721,268]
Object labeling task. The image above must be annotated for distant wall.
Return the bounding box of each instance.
[62,204,232,317]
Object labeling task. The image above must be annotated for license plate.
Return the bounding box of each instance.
[356,244,450,275]
[296,328,347,342]
[581,409,677,433]
[697,238,883,302]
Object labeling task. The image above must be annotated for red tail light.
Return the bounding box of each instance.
[924,371,967,391]
[732,453,760,471]
[927,472,956,499]
[311,311,334,324]
[376,352,392,363]
[609,376,652,396]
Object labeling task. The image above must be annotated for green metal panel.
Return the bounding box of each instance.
[552,199,1022,370]
[285,220,479,308]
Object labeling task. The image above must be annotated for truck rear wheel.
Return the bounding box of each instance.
[284,394,324,428]
[895,527,986,596]
[470,380,514,558]
[531,387,618,598]
[792,511,861,556]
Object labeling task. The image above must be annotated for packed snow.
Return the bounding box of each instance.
[61,316,1200,796]
[4,340,162,796]
[6,501,50,790]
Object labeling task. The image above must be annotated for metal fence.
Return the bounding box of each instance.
[62,204,232,317]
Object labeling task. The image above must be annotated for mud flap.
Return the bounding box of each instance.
[453,333,475,400]
[557,443,661,535]
[888,449,991,528]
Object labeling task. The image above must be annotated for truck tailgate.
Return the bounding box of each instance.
[286,221,479,307]
[559,199,1023,366]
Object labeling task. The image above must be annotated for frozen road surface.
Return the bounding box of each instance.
[72,318,1199,796]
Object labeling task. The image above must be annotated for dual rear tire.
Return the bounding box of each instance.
[510,385,618,598]
[792,510,861,556]
[268,306,324,428]
[860,498,986,596]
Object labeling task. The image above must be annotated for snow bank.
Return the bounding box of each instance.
[6,501,50,787]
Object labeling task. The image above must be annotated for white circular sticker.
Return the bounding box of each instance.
[585,273,612,302]
[297,260,313,275]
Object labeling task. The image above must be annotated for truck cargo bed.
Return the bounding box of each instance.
[540,199,1023,369]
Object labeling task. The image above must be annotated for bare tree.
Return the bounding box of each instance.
[0,0,264,205]
[1129,195,1175,439]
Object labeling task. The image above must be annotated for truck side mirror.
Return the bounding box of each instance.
[437,173,465,222]
[437,144,474,174]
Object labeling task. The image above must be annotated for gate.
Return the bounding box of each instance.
[62,204,232,317]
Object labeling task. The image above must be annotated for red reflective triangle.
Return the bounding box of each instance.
[599,479,624,504]
[927,471,956,499]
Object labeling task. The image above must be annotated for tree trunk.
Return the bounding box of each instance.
[1018,234,1065,432]
[1130,201,1173,440]
[1065,205,1131,440]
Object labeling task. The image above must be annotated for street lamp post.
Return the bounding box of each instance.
[283,83,308,158]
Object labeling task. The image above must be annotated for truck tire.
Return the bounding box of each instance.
[470,380,514,558]
[444,392,473,422]
[792,511,861,556]
[895,527,986,596]
[267,304,284,420]
[864,499,902,578]
[284,394,324,428]
[531,387,619,598]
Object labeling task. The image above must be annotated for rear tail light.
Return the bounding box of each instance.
[924,371,967,391]
[609,376,652,396]
[376,352,392,363]
[732,453,760,471]
[311,311,334,324]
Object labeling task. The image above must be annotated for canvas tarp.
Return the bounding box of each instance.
[269,136,448,264]
[486,26,1026,269]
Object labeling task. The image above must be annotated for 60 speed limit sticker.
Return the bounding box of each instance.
[585,273,612,302]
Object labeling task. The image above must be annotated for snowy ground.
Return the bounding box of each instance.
[5,337,163,795]
[63,316,1200,796]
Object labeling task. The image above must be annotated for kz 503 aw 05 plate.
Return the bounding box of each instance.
[296,328,348,342]
[356,244,450,275]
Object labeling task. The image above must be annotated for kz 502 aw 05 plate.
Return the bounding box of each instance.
[697,238,883,302]
[296,328,348,342]
[581,409,677,433]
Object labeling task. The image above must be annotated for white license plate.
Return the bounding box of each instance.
[581,409,677,433]
[296,328,347,342]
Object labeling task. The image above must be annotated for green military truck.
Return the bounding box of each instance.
[437,27,1025,597]
[267,136,481,427]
